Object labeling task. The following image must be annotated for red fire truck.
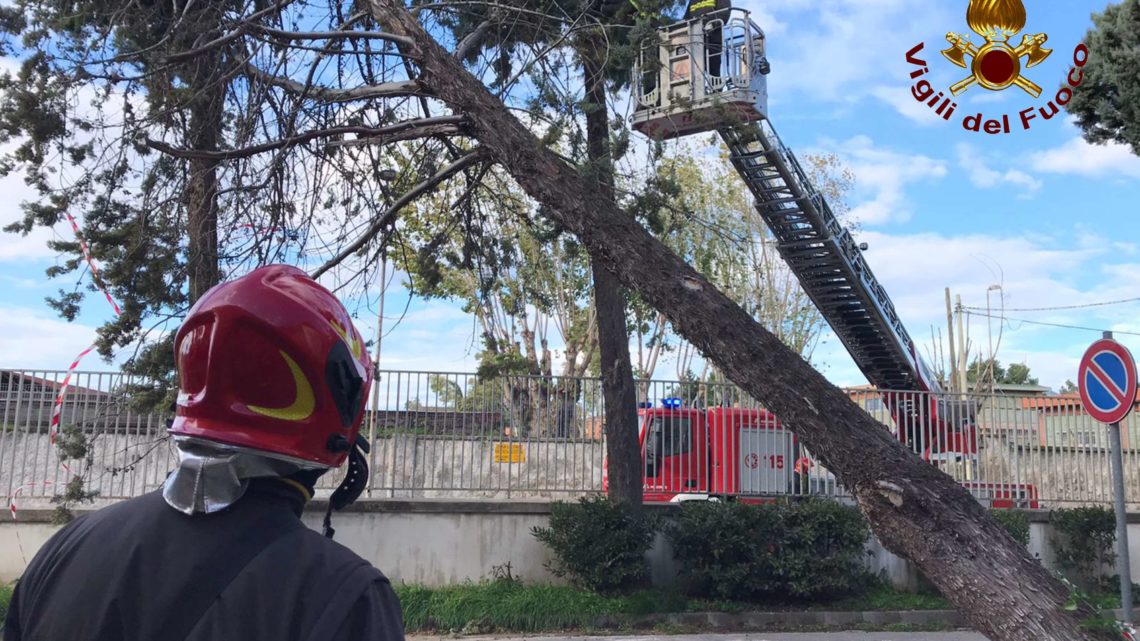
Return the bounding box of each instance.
[603,399,1039,508]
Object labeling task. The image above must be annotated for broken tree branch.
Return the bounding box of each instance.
[163,0,298,63]
[145,116,467,160]
[311,148,488,278]
[453,19,494,61]
[248,24,414,48]
[243,63,425,103]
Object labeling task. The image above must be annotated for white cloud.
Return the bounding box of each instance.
[0,307,117,371]
[0,152,62,262]
[870,86,944,127]
[815,135,948,225]
[1030,136,1140,178]
[954,143,1042,196]
[0,274,47,289]
[808,229,1140,390]
[740,0,957,105]
[357,298,482,373]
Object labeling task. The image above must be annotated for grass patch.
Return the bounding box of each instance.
[1,583,12,622]
[396,580,625,633]
[824,582,952,611]
[392,579,958,633]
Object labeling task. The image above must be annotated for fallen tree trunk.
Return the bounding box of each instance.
[368,1,1112,638]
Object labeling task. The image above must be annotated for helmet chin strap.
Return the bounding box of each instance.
[322,434,370,539]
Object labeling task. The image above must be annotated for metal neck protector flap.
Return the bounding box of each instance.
[162,436,325,515]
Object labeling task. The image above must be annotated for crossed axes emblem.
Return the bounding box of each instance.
[942,31,1052,97]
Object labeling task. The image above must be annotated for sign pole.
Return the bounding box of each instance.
[1104,330,1134,624]
[1110,417,1133,623]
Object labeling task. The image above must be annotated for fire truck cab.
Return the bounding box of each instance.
[605,398,836,504]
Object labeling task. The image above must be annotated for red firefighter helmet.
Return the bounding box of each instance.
[170,264,373,467]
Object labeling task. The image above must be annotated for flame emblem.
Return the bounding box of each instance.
[941,0,1052,97]
[329,318,363,360]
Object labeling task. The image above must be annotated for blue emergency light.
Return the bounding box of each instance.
[662,397,683,409]
[637,402,653,409]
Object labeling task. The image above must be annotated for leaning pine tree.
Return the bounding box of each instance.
[364,1,1117,639]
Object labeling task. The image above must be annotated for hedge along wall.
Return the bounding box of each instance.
[3,500,1140,591]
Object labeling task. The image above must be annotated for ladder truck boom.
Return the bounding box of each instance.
[630,8,976,460]
[718,121,940,395]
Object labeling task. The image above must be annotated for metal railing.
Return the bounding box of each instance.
[2,368,1138,508]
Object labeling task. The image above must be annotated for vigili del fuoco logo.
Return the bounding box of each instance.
[904,0,1089,134]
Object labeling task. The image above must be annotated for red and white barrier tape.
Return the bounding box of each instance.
[8,213,122,519]
[8,481,55,520]
[65,212,121,316]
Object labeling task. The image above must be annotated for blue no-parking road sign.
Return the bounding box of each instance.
[1078,338,1138,425]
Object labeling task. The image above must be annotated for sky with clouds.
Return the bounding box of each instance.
[2,0,1139,395]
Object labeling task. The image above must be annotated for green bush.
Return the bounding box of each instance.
[531,496,657,593]
[666,499,871,602]
[1050,506,1116,590]
[1105,575,1140,605]
[989,509,1031,547]
[665,501,782,600]
[777,499,874,599]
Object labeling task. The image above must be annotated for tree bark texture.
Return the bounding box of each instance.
[184,51,224,303]
[368,1,1111,639]
[581,36,643,506]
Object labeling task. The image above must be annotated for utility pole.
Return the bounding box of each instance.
[367,257,387,497]
[985,285,1001,443]
[945,287,957,393]
[955,294,968,396]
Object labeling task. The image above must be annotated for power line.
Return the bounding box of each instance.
[963,310,1140,337]
[961,296,1140,313]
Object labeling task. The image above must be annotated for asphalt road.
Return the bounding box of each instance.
[409,633,989,641]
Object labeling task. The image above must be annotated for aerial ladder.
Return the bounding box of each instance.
[630,9,996,482]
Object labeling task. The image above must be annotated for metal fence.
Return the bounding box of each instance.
[3,368,1139,509]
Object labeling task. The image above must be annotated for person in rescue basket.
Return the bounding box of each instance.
[686,0,731,80]
[3,264,406,641]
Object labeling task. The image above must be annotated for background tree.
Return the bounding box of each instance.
[1067,0,1140,155]
[967,358,1040,386]
[394,163,599,435]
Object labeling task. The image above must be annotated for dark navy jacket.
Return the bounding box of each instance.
[3,481,404,641]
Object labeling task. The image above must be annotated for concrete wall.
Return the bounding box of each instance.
[6,499,1140,591]
[374,436,604,499]
[297,501,560,585]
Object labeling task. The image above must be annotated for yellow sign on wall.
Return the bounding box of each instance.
[493,442,525,464]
